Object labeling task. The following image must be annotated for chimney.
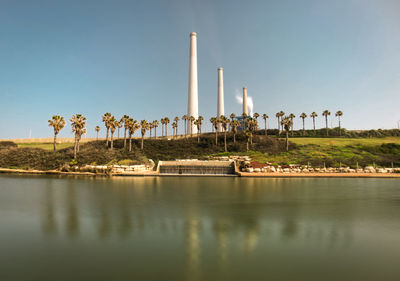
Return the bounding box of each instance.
[217,67,224,131]
[243,87,248,116]
[187,32,199,134]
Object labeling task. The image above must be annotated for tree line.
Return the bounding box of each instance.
[48,110,343,158]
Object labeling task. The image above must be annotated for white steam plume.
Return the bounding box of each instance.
[235,91,254,116]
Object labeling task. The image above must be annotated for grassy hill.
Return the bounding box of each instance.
[1,132,400,171]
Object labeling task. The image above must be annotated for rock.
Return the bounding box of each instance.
[254,168,261,173]
[302,168,309,173]
[283,168,290,173]
[364,166,376,173]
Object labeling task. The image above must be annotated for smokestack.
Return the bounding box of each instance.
[217,67,224,132]
[187,32,198,134]
[243,87,248,116]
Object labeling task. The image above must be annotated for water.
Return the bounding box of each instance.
[0,175,400,281]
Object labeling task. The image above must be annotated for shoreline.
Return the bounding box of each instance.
[1,167,400,178]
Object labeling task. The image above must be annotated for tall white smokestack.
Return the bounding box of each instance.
[243,87,248,116]
[187,32,198,134]
[217,67,224,131]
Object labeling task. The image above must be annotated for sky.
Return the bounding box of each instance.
[0,0,400,138]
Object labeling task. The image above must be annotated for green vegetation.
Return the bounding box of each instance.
[17,142,74,150]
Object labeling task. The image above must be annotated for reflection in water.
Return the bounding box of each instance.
[186,218,200,281]
[66,183,79,237]
[41,182,57,235]
[21,176,400,280]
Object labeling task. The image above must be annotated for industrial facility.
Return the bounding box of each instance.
[186,32,250,133]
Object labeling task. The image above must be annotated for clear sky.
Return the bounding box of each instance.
[1,0,399,138]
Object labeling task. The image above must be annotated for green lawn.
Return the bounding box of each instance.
[289,137,400,146]
[18,142,74,150]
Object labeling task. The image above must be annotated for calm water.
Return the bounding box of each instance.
[0,175,400,281]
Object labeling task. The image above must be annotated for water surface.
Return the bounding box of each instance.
[0,175,399,281]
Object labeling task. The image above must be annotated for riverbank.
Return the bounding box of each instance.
[2,167,400,178]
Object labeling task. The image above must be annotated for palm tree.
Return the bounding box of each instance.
[174,117,180,136]
[253,112,260,128]
[140,120,149,150]
[116,120,122,139]
[153,120,159,138]
[164,117,170,137]
[322,110,331,136]
[48,115,66,152]
[335,111,343,136]
[262,114,269,135]
[95,126,100,140]
[149,122,154,138]
[194,116,203,143]
[182,115,188,138]
[299,113,307,135]
[189,116,195,137]
[70,114,86,159]
[231,120,240,143]
[120,115,130,148]
[102,112,112,147]
[310,112,318,134]
[127,118,139,152]
[275,112,281,133]
[288,113,296,136]
[210,117,219,145]
[220,115,230,152]
[229,113,236,131]
[247,118,257,145]
[281,116,293,152]
[245,130,252,152]
[160,118,165,137]
[109,116,118,150]
[279,111,285,131]
[172,122,177,139]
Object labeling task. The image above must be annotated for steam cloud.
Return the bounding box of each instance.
[235,91,254,116]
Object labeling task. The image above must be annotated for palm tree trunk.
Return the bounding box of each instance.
[129,135,132,152]
[325,116,328,136]
[197,130,200,143]
[155,127,157,138]
[53,133,57,152]
[162,125,164,137]
[302,119,305,136]
[110,133,114,150]
[124,129,127,148]
[286,131,289,151]
[184,120,187,138]
[313,118,316,135]
[224,131,227,152]
[118,128,120,139]
[190,122,193,138]
[73,137,77,159]
[339,117,341,136]
[215,131,218,145]
[141,136,144,150]
[234,133,236,143]
[96,131,99,140]
[264,120,267,135]
[106,127,109,146]
[150,129,152,138]
[246,139,249,152]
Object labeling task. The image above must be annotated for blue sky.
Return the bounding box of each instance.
[0,0,399,138]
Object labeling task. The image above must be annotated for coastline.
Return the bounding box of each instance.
[1,167,400,178]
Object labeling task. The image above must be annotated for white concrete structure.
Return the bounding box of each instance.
[217,67,224,132]
[243,87,248,116]
[187,32,199,134]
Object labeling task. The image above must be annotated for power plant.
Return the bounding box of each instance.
[186,32,250,130]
